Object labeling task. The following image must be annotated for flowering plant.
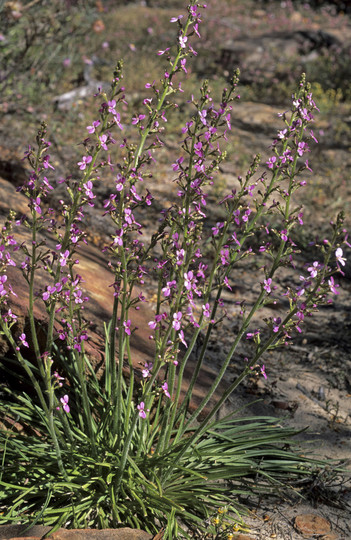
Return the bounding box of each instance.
[0,1,348,538]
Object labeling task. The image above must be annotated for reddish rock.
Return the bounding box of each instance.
[0,174,155,373]
[294,513,332,537]
[7,537,42,540]
[51,528,152,539]
[0,523,49,539]
[0,525,152,540]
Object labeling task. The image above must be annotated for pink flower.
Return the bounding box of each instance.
[54,371,64,387]
[172,156,184,172]
[193,23,201,37]
[202,303,211,318]
[77,155,92,170]
[83,180,95,200]
[6,309,17,321]
[123,320,132,335]
[335,248,346,267]
[43,155,55,170]
[59,250,70,267]
[305,159,313,172]
[246,330,260,340]
[328,276,339,295]
[0,275,7,297]
[220,249,229,266]
[184,271,195,291]
[266,156,277,169]
[307,261,319,278]
[162,382,170,398]
[33,197,42,214]
[297,141,309,157]
[113,229,123,246]
[99,134,108,151]
[157,47,170,56]
[43,285,57,301]
[224,276,232,291]
[263,278,272,293]
[142,362,153,378]
[170,15,183,22]
[19,333,29,348]
[310,129,318,143]
[280,230,288,242]
[272,317,281,333]
[176,248,185,266]
[260,365,267,380]
[132,114,146,125]
[60,395,70,413]
[108,100,117,114]
[148,320,157,330]
[199,109,207,125]
[162,280,176,298]
[115,174,125,191]
[137,401,149,419]
[277,128,287,139]
[179,35,187,48]
[197,263,207,279]
[113,112,123,130]
[212,222,224,236]
[179,330,188,348]
[172,311,182,331]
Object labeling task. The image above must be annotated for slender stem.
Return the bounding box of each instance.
[133,17,193,170]
[1,323,69,479]
[163,102,321,478]
[163,265,326,482]
[114,409,139,496]
[173,107,304,431]
[125,339,134,428]
[73,346,98,457]
[46,361,70,481]
[111,8,198,465]
[28,227,44,370]
[44,100,115,354]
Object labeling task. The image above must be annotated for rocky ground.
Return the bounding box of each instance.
[1,0,351,538]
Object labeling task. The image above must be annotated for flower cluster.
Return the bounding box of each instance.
[0,0,347,450]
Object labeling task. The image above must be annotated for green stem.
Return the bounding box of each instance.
[125,339,134,428]
[112,9,199,460]
[27,205,47,382]
[163,111,322,478]
[1,323,69,480]
[172,166,280,430]
[73,346,98,457]
[172,106,304,432]
[44,103,114,354]
[133,17,193,169]
[112,239,129,444]
[163,267,325,483]
[46,363,70,481]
